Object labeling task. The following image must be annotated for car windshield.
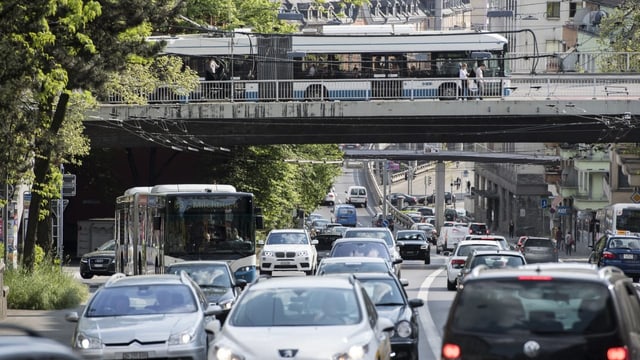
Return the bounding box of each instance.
[86,284,197,317]
[167,263,231,288]
[267,233,309,245]
[358,278,405,306]
[230,287,362,326]
[452,280,615,335]
[97,240,116,251]
[317,261,389,275]
[525,238,553,247]
[331,242,391,260]
[397,232,425,241]
[344,230,393,247]
[456,244,500,257]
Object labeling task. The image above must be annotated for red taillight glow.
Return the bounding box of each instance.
[518,275,553,281]
[603,251,617,260]
[607,346,628,360]
[451,259,465,266]
[442,343,461,360]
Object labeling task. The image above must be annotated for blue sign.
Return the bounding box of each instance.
[541,199,548,208]
[557,206,570,215]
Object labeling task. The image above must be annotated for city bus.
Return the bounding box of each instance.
[145,25,510,102]
[595,203,640,238]
[114,184,263,282]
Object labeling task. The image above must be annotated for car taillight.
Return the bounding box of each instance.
[486,229,490,235]
[451,259,465,267]
[603,251,617,260]
[607,346,628,360]
[442,343,461,360]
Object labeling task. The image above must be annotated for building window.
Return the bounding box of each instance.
[569,2,578,18]
[546,2,560,18]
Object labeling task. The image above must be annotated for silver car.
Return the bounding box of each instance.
[209,276,395,360]
[66,273,219,360]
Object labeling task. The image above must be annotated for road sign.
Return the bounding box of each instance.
[541,199,548,208]
[557,206,570,215]
[63,174,76,197]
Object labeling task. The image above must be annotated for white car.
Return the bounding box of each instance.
[445,240,502,291]
[463,234,511,250]
[342,227,402,275]
[322,191,336,206]
[209,276,394,360]
[436,222,468,254]
[259,229,318,276]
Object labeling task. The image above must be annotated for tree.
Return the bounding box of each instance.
[597,0,640,72]
[1,0,188,269]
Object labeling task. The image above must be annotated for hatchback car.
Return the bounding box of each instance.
[445,240,502,291]
[590,234,640,281]
[208,276,395,360]
[315,256,391,275]
[519,236,558,263]
[79,239,116,279]
[466,222,489,235]
[353,272,424,360]
[396,230,431,264]
[165,261,247,324]
[443,263,640,360]
[66,272,218,360]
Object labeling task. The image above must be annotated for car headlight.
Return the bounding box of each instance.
[75,333,102,349]
[236,266,252,273]
[396,320,412,338]
[215,346,245,360]
[168,330,195,345]
[333,344,369,360]
[218,298,234,310]
[262,250,274,257]
[296,250,309,257]
[80,258,88,264]
[420,244,429,250]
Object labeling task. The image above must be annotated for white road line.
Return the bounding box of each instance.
[418,267,444,360]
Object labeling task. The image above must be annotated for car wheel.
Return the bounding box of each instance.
[424,252,431,265]
[447,279,457,291]
[305,270,313,276]
[634,277,640,283]
[80,272,94,279]
[436,246,441,255]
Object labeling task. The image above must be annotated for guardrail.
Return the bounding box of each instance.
[365,161,415,230]
[102,75,640,104]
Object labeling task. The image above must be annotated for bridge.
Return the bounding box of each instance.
[85,75,640,148]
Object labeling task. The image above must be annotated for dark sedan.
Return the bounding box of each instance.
[79,239,116,279]
[387,193,418,207]
[396,230,431,264]
[420,192,455,205]
[165,260,247,324]
[590,235,640,281]
[353,272,424,360]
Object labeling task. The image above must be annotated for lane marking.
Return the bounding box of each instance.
[418,267,444,360]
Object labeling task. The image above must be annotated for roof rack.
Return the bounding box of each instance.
[105,273,127,287]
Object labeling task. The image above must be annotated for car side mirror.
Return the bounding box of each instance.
[235,279,248,290]
[393,258,403,265]
[257,239,265,245]
[311,239,319,245]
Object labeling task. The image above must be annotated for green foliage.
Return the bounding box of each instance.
[5,261,89,310]
[597,0,640,72]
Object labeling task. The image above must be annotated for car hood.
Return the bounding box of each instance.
[215,324,374,358]
[199,287,234,304]
[263,245,313,251]
[79,313,201,343]
[375,305,409,324]
[82,250,114,259]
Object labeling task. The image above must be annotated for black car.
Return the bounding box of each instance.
[353,272,424,360]
[165,260,247,324]
[396,230,431,264]
[79,239,116,279]
[387,193,417,207]
[420,192,455,205]
[443,263,640,360]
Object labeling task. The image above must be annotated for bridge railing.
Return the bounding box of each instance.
[509,51,640,75]
[102,75,640,104]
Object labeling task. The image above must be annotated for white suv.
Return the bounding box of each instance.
[445,240,501,291]
[259,229,318,276]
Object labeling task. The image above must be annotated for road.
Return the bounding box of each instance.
[1,163,592,359]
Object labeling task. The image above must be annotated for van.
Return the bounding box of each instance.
[345,186,367,208]
[332,204,358,227]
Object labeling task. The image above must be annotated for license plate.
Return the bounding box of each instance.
[405,251,416,255]
[623,254,634,260]
[93,263,103,267]
[279,261,293,265]
[122,352,148,359]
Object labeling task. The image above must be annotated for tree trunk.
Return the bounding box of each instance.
[22,92,70,270]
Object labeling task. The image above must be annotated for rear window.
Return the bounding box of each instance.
[525,238,554,247]
[331,242,391,260]
[337,207,355,215]
[456,244,500,257]
[451,279,615,335]
[344,230,393,247]
[470,224,487,232]
[471,255,525,268]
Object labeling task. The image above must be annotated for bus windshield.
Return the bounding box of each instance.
[164,194,255,257]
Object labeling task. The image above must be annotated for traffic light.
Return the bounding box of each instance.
[427,176,432,186]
